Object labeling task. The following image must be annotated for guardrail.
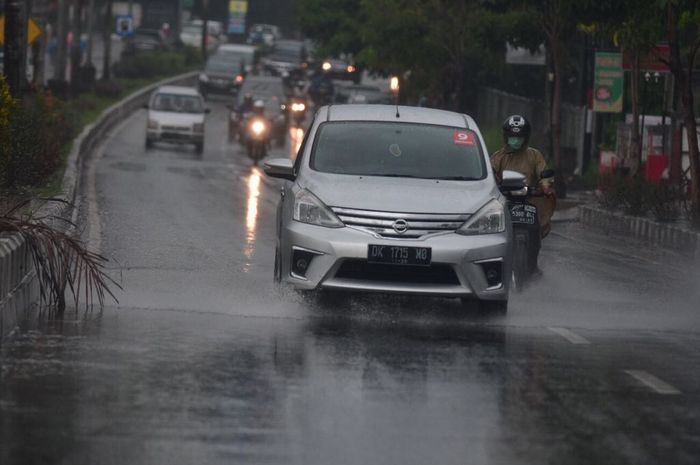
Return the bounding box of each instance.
[0,71,199,341]
[579,205,700,259]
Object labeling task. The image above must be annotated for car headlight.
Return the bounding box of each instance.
[199,73,209,82]
[147,119,158,129]
[456,199,505,235]
[293,189,344,228]
[193,123,204,133]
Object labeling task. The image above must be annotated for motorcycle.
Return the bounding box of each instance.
[502,169,555,291]
[288,98,307,127]
[244,116,270,164]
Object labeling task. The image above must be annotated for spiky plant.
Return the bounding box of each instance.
[0,199,120,316]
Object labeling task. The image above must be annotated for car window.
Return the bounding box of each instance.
[310,122,486,180]
[294,118,315,173]
[151,93,204,114]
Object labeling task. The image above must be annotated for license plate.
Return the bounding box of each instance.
[510,204,537,225]
[367,245,432,266]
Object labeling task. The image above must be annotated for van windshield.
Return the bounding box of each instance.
[310,122,486,180]
[151,93,204,114]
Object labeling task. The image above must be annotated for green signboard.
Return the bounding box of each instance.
[593,52,624,113]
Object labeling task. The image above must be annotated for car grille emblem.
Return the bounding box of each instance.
[392,219,409,234]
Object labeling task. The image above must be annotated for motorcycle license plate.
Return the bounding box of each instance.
[367,245,431,266]
[510,204,537,225]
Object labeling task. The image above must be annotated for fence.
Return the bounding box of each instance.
[476,87,587,175]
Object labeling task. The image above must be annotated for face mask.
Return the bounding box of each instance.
[507,137,525,150]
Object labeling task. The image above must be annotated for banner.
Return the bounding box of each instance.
[228,0,248,34]
[593,52,624,113]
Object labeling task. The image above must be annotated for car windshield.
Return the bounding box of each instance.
[311,122,486,180]
[205,59,240,74]
[151,93,204,113]
[209,51,252,71]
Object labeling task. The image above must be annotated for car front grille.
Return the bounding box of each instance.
[161,125,190,132]
[335,260,460,285]
[331,207,469,239]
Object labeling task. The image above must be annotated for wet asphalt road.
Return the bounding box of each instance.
[2,100,700,465]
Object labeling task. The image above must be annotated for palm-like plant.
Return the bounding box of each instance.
[0,199,120,316]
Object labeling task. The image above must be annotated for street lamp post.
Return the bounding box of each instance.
[2,0,23,96]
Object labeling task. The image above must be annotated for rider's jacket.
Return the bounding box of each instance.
[491,145,547,187]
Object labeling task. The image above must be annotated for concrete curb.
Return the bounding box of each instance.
[0,71,198,341]
[579,205,700,259]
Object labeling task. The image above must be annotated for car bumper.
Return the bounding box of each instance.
[147,129,204,144]
[281,221,511,300]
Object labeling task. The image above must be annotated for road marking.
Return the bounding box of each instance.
[624,370,681,395]
[547,327,591,345]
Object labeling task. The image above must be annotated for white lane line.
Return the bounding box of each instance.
[547,327,591,345]
[624,370,681,395]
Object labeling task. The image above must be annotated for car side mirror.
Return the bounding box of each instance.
[540,169,555,179]
[499,170,527,191]
[264,158,295,181]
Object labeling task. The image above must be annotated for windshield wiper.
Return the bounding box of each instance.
[434,176,481,181]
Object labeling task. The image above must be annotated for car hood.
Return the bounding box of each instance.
[302,173,497,214]
[149,110,204,125]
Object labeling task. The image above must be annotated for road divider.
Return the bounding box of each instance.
[0,71,198,341]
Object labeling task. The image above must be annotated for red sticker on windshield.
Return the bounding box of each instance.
[453,131,475,145]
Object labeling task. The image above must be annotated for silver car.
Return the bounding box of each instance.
[264,105,512,312]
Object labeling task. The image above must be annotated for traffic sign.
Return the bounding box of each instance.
[0,16,43,45]
[115,15,134,38]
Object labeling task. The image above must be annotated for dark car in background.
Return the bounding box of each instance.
[321,58,360,83]
[262,40,307,77]
[198,44,257,98]
[334,84,393,104]
[123,29,170,55]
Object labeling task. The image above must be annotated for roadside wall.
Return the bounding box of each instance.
[0,71,198,341]
[476,87,586,175]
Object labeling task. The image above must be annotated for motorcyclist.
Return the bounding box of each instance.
[237,94,254,114]
[491,115,556,238]
[242,100,270,142]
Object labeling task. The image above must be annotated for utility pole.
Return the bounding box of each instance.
[70,0,84,93]
[101,0,112,81]
[55,0,69,83]
[2,0,24,96]
[201,0,209,61]
[86,0,95,65]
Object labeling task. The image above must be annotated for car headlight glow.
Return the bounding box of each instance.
[456,199,506,235]
[199,73,209,82]
[322,61,332,71]
[293,189,344,228]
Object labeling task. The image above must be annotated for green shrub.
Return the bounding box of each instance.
[113,49,201,79]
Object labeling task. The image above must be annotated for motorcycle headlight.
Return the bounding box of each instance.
[199,73,209,82]
[291,103,306,112]
[147,119,158,129]
[251,120,267,135]
[293,189,344,228]
[456,199,505,235]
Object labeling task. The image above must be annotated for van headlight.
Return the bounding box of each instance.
[293,189,344,228]
[456,199,505,235]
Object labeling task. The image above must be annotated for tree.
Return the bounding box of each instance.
[297,0,364,58]
[663,0,700,226]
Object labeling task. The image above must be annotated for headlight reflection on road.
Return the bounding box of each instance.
[244,167,262,264]
[289,127,305,158]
